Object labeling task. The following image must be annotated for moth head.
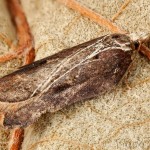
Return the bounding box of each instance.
[109,33,133,52]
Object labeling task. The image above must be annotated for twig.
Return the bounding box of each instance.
[139,44,150,60]
[0,0,35,65]
[9,128,24,150]
[57,0,126,33]
[112,0,132,22]
[57,0,150,60]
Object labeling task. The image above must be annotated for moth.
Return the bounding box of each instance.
[1,33,148,129]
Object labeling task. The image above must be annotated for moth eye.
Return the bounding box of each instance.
[133,41,140,49]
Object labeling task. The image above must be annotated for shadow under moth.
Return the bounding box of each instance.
[0,33,148,129]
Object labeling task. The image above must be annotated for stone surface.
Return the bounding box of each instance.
[0,0,150,150]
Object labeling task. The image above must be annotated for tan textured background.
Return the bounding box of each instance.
[0,0,150,150]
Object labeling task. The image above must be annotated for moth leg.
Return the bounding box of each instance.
[0,0,35,65]
[112,0,132,22]
[8,128,24,150]
[57,0,126,33]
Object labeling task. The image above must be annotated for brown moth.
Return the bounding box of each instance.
[0,33,141,128]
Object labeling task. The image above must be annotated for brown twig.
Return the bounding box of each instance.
[9,128,24,150]
[112,0,132,22]
[57,0,126,34]
[0,0,35,65]
[139,44,150,60]
[0,52,18,63]
[57,0,150,60]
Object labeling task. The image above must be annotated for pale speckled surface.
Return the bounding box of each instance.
[0,0,150,150]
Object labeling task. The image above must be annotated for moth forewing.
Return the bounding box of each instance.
[0,34,135,128]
